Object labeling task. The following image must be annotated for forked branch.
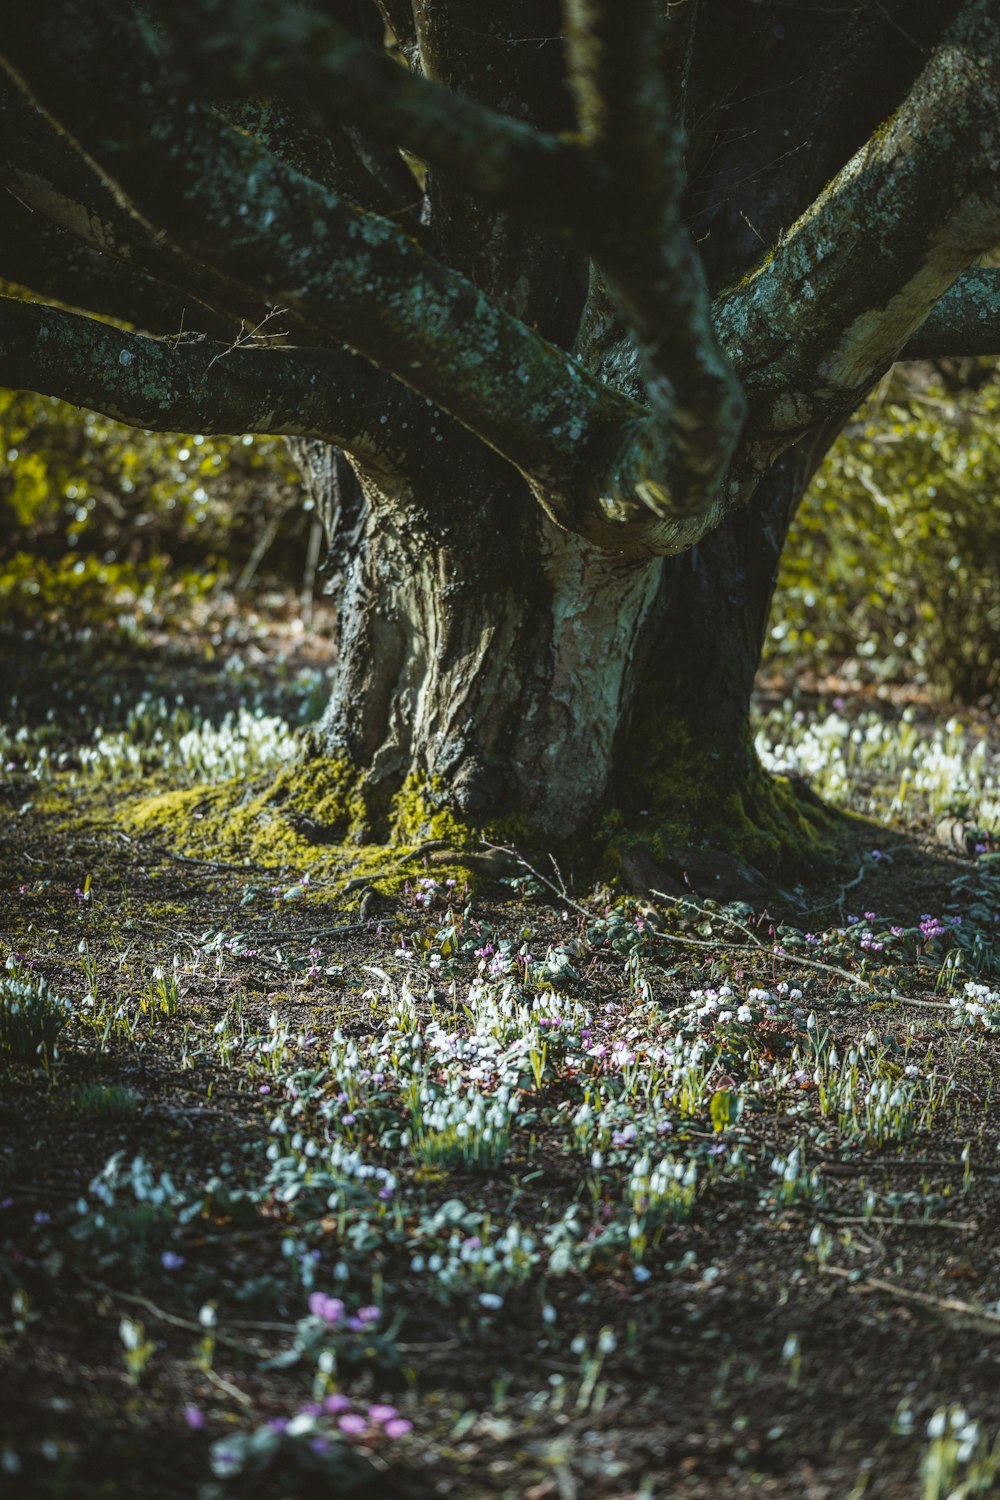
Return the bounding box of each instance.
[0,297,448,480]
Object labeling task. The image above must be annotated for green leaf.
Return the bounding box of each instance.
[710,1090,741,1133]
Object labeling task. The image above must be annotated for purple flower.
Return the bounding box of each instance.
[183,1405,205,1431]
[161,1250,185,1270]
[323,1394,352,1416]
[384,1418,413,1439]
[308,1292,345,1326]
[338,1413,368,1436]
[367,1404,398,1424]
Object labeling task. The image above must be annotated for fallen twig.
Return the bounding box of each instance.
[483,842,593,919]
[205,1367,255,1407]
[820,1265,1000,1332]
[819,1213,976,1232]
[79,1277,269,1357]
[648,890,875,990]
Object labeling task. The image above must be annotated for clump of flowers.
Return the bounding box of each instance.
[687,982,807,1075]
[264,1291,403,1379]
[949,981,1000,1030]
[0,957,73,1066]
[206,1291,410,1487]
[208,1394,413,1488]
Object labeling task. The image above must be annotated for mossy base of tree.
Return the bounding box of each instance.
[125,731,853,909]
[610,715,850,884]
[605,765,844,886]
[124,756,526,900]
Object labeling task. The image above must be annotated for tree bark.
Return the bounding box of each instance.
[301,429,832,868]
[611,430,842,874]
[309,441,663,842]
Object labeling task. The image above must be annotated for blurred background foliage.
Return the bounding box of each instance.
[0,389,310,638]
[2,358,1000,703]
[768,360,1000,704]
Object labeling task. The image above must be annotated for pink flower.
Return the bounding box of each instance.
[384,1418,413,1439]
[323,1394,352,1415]
[367,1404,398,1424]
[308,1292,344,1325]
[338,1413,368,1436]
[183,1405,204,1430]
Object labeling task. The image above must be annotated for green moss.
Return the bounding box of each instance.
[390,772,479,846]
[124,757,509,899]
[609,714,844,880]
[124,711,847,899]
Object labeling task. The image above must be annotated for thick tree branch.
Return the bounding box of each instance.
[683,3,951,294]
[167,0,745,514]
[715,0,1000,442]
[164,0,590,227]
[408,0,584,346]
[562,0,746,510]
[219,96,421,225]
[0,193,234,339]
[4,4,693,553]
[0,64,262,338]
[0,296,445,481]
[899,268,1000,359]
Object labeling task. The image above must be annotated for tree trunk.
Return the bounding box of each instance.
[613,433,840,875]
[298,430,834,872]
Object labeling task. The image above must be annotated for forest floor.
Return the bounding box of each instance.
[2,607,1000,1500]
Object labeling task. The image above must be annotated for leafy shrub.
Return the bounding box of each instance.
[770,363,1000,701]
[0,388,307,636]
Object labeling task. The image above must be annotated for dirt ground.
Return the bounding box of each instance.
[2,626,999,1500]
